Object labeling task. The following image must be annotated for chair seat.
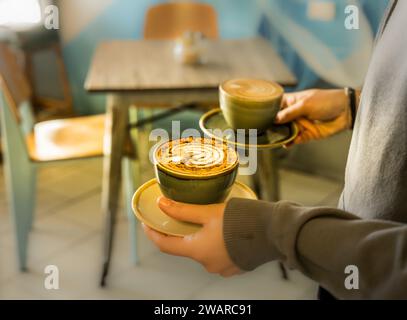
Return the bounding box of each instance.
[27,114,106,162]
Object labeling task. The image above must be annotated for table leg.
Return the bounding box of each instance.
[256,149,280,201]
[126,106,142,265]
[100,94,129,287]
[255,149,288,280]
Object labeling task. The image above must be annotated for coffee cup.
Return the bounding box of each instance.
[153,137,239,204]
[219,78,284,133]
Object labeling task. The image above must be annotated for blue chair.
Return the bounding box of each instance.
[0,43,139,271]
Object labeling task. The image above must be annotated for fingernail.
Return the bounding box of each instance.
[159,197,172,207]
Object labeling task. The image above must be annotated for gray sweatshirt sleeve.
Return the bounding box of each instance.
[223,198,407,299]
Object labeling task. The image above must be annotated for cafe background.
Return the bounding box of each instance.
[0,0,388,299]
[60,0,387,178]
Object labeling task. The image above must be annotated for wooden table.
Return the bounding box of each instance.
[85,37,296,286]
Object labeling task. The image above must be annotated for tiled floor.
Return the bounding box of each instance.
[0,156,343,300]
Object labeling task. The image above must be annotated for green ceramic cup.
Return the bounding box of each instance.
[153,138,239,204]
[219,78,284,133]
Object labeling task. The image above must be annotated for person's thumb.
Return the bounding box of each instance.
[275,101,306,124]
[157,196,208,224]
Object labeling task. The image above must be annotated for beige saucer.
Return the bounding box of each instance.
[199,108,298,149]
[132,178,257,237]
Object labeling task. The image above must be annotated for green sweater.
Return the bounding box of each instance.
[223,0,407,299]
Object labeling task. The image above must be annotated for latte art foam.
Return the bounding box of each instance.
[170,143,225,168]
[155,137,238,177]
[221,78,283,103]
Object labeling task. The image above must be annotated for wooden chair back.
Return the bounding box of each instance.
[0,44,32,123]
[0,44,34,163]
[143,2,219,40]
[24,42,73,116]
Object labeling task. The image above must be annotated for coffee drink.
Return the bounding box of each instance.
[154,137,239,204]
[219,78,284,132]
[155,137,238,177]
[221,78,283,104]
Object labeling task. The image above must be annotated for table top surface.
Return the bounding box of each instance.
[85,37,297,92]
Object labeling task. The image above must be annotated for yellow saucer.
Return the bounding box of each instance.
[199,108,298,149]
[132,178,257,237]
